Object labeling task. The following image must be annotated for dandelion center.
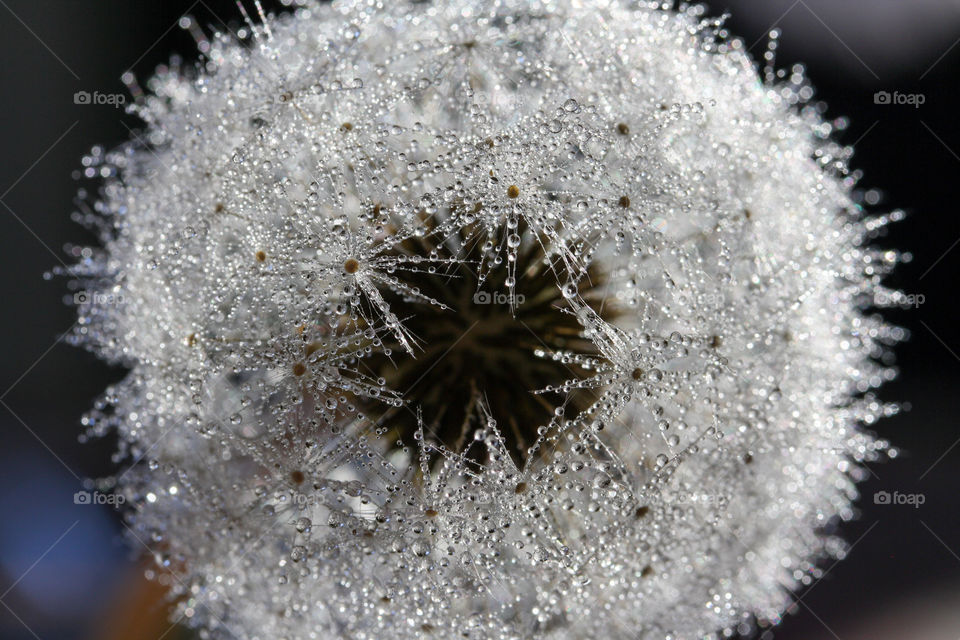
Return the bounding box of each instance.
[363,232,613,465]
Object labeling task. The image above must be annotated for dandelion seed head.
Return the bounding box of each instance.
[66,1,901,639]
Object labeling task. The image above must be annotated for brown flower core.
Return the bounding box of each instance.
[357,221,616,466]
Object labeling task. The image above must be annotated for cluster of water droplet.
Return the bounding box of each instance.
[64,1,902,638]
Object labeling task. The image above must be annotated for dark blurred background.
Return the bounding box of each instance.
[0,1,957,638]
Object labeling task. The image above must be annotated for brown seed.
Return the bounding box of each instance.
[290,470,305,484]
[619,195,630,208]
[340,122,353,131]
[616,122,630,135]
[631,367,644,381]
[305,342,322,357]
[214,202,224,213]
[514,482,528,494]
[507,185,520,199]
[635,505,649,519]
[641,565,654,577]
[425,508,439,517]
[743,453,754,464]
[343,258,360,274]
[186,333,197,347]
[710,335,722,349]
[255,250,267,262]
[292,362,307,376]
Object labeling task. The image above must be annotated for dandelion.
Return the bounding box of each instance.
[65,1,902,638]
